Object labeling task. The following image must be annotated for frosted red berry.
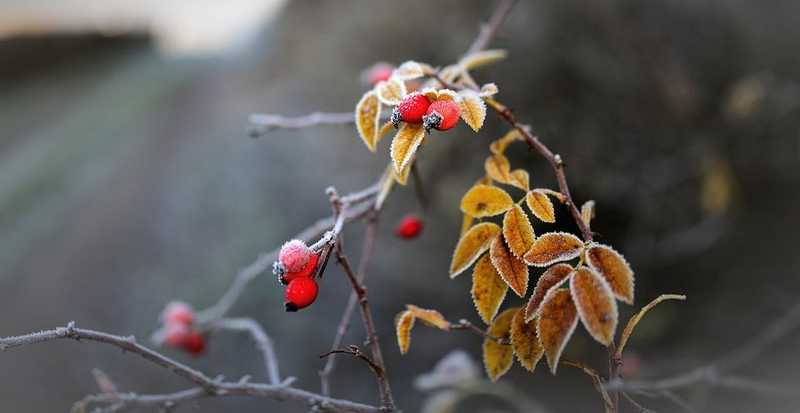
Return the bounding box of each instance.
[281,252,319,284]
[278,239,312,273]
[164,323,190,348]
[396,214,423,239]
[285,277,319,312]
[162,301,194,326]
[182,330,206,356]
[423,100,461,132]
[392,92,431,128]
[364,62,394,86]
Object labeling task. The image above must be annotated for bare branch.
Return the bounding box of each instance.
[249,112,356,137]
[209,318,282,385]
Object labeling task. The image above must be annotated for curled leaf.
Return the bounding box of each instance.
[450,222,501,278]
[392,61,425,80]
[483,307,517,382]
[524,232,584,267]
[525,263,573,322]
[585,244,635,304]
[395,310,416,354]
[570,266,618,346]
[460,49,508,70]
[472,254,509,324]
[460,185,513,218]
[509,169,529,190]
[490,236,529,297]
[376,78,407,105]
[479,83,499,97]
[484,154,512,184]
[537,288,578,374]
[511,308,544,372]
[458,90,487,132]
[390,123,425,174]
[526,189,556,223]
[355,90,381,152]
[490,130,522,155]
[502,205,535,259]
[406,305,450,330]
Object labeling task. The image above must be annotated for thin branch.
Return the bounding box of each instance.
[465,0,518,55]
[209,318,282,385]
[449,318,510,345]
[320,345,383,377]
[249,112,356,137]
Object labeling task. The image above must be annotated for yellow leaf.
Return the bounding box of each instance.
[490,236,529,297]
[392,61,425,80]
[489,130,522,155]
[484,154,512,184]
[406,305,450,330]
[460,185,513,218]
[376,78,407,105]
[523,232,584,267]
[460,49,508,71]
[355,90,381,152]
[502,205,535,259]
[471,254,509,325]
[511,308,544,372]
[395,310,415,355]
[450,222,501,278]
[479,82,499,97]
[570,266,618,346]
[585,244,635,305]
[526,189,556,223]
[393,158,413,185]
[525,263,573,322]
[437,89,460,101]
[458,90,487,132]
[537,288,578,374]
[390,123,426,174]
[483,307,517,382]
[509,169,529,190]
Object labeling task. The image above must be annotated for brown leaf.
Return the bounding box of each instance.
[450,222,501,278]
[490,130,522,155]
[390,123,426,174]
[585,244,635,304]
[523,232,584,267]
[526,189,556,223]
[483,307,517,381]
[509,169,529,190]
[502,204,535,259]
[511,308,544,372]
[460,185,513,218]
[406,304,450,330]
[395,310,415,355]
[525,263,573,322]
[460,49,508,70]
[458,90,487,132]
[355,90,381,152]
[484,154,512,184]
[490,236,529,297]
[537,288,578,374]
[471,254,509,324]
[392,61,425,80]
[376,78,407,105]
[570,266,618,346]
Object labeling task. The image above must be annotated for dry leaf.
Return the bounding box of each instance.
[460,185,514,218]
[458,90,487,132]
[570,266,618,346]
[460,49,508,70]
[526,189,556,223]
[509,169,529,190]
[479,83,499,97]
[490,236,529,297]
[484,154,512,183]
[537,288,578,374]
[525,263,573,322]
[395,310,416,354]
[502,205,535,258]
[581,200,596,227]
[471,254,509,325]
[355,90,381,152]
[393,61,425,80]
[390,123,426,174]
[511,308,544,372]
[490,130,522,155]
[450,222,501,278]
[406,305,450,330]
[524,232,584,267]
[483,307,517,382]
[376,78,407,105]
[585,244,635,304]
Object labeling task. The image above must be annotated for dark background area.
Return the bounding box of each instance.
[1,1,799,412]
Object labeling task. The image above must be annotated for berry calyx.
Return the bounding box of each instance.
[396,214,423,239]
[284,277,319,312]
[364,62,394,86]
[281,252,320,284]
[162,301,194,326]
[391,92,431,128]
[182,331,206,356]
[423,100,461,132]
[278,239,312,273]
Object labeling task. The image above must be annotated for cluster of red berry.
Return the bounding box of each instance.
[274,240,320,311]
[161,301,205,355]
[391,93,461,133]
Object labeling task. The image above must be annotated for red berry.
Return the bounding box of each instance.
[423,100,461,132]
[182,330,206,356]
[282,252,319,284]
[396,215,423,239]
[364,62,394,86]
[391,92,431,128]
[162,301,194,326]
[279,239,312,273]
[164,323,190,348]
[284,277,319,312]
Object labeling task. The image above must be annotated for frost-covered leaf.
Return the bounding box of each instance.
[355,90,381,152]
[450,222,501,278]
[570,267,618,346]
[458,90,487,132]
[581,200,596,227]
[525,263,572,322]
[537,288,578,374]
[490,130,522,155]
[393,60,425,80]
[460,184,513,218]
[393,157,413,185]
[437,89,460,101]
[509,169,529,190]
[585,244,634,304]
[523,232,584,267]
[526,189,556,223]
[406,304,450,330]
[484,154,512,184]
[483,307,517,382]
[472,254,509,325]
[396,310,416,354]
[502,204,535,259]
[511,308,544,372]
[490,236,529,297]
[376,78,407,105]
[460,49,508,70]
[479,83,499,97]
[390,123,425,174]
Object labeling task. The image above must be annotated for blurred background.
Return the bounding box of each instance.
[1,0,799,412]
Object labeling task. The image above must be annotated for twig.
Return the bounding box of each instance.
[449,318,510,345]
[561,359,614,413]
[465,0,518,55]
[320,345,383,376]
[209,318,282,385]
[249,112,356,137]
